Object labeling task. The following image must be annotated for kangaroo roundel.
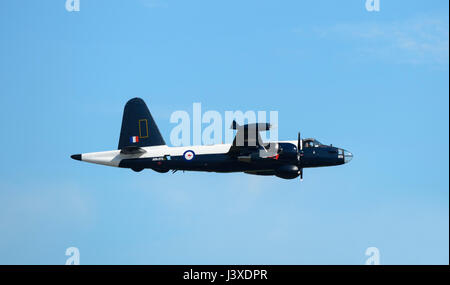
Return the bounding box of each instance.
[183,150,195,161]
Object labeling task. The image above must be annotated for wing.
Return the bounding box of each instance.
[228,121,272,156]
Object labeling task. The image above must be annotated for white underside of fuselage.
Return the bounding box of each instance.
[78,141,297,167]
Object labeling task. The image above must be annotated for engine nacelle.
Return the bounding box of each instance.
[275,165,299,179]
[277,143,298,160]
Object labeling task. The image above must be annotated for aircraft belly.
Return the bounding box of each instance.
[118,153,279,173]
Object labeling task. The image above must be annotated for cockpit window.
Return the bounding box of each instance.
[303,139,321,148]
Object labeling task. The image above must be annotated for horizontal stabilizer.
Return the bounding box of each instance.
[120,146,146,155]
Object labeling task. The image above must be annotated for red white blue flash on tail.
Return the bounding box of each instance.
[130,136,139,143]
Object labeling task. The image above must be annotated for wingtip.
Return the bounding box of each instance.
[71,154,82,161]
[230,120,240,129]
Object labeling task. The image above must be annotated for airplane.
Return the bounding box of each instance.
[71,98,353,180]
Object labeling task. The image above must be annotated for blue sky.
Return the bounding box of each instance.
[0,0,448,264]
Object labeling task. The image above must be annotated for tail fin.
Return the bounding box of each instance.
[118,98,166,149]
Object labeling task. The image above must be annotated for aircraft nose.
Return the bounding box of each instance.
[344,150,353,163]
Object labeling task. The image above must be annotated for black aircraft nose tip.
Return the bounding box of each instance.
[71,154,82,161]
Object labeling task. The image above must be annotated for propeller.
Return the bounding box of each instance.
[297,132,303,181]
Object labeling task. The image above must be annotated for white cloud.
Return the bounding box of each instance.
[311,17,449,65]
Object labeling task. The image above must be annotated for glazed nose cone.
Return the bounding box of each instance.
[344,150,353,163]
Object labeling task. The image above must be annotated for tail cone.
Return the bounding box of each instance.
[71,154,82,161]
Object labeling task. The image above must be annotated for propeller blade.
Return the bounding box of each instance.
[297,132,304,181]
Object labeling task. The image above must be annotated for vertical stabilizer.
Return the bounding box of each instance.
[118,98,166,149]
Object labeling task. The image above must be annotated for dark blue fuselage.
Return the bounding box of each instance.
[118,142,352,178]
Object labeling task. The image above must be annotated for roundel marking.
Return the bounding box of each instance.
[183,150,196,161]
